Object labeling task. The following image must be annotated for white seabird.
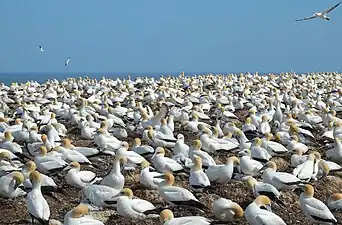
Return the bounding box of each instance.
[65,57,71,67]
[296,2,341,22]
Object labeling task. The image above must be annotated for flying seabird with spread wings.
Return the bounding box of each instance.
[64,57,71,67]
[296,2,341,22]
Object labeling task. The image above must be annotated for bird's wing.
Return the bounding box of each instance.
[255,183,280,196]
[131,199,155,212]
[78,217,104,225]
[304,198,336,221]
[296,16,317,21]
[190,171,210,186]
[164,187,196,201]
[79,171,97,183]
[324,2,341,14]
[256,213,286,225]
[274,172,300,184]
[163,157,184,170]
[205,165,225,181]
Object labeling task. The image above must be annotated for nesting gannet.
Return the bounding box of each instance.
[21,161,58,191]
[296,2,341,22]
[326,135,342,162]
[139,160,164,189]
[132,137,154,157]
[147,129,176,148]
[292,153,317,181]
[189,156,210,192]
[27,171,50,224]
[157,172,207,210]
[158,118,173,136]
[53,145,92,165]
[299,184,337,224]
[64,161,101,189]
[205,156,239,184]
[238,149,263,176]
[290,148,307,167]
[94,128,122,153]
[242,117,257,133]
[0,171,26,199]
[189,140,216,169]
[234,130,252,151]
[151,147,185,173]
[80,184,121,208]
[80,121,96,140]
[117,142,145,169]
[159,209,211,225]
[60,138,107,158]
[261,161,307,190]
[34,146,68,174]
[261,133,288,156]
[328,193,342,210]
[0,151,21,176]
[287,135,308,154]
[313,151,342,175]
[251,137,272,163]
[27,134,55,155]
[29,126,42,143]
[100,155,126,189]
[259,115,271,134]
[245,195,286,225]
[114,188,156,219]
[246,177,285,207]
[173,134,189,157]
[213,198,244,222]
[64,204,104,225]
[1,131,23,155]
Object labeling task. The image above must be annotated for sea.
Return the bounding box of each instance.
[0,72,181,85]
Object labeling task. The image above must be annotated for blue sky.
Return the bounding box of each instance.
[1,0,342,73]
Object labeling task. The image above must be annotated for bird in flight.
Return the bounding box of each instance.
[64,57,71,67]
[39,45,44,52]
[296,2,341,22]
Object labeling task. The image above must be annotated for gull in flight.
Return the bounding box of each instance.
[39,45,44,52]
[64,57,71,67]
[296,2,341,22]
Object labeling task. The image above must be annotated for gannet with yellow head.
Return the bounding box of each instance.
[157,172,207,210]
[27,171,50,224]
[159,209,211,225]
[245,195,286,225]
[213,198,244,222]
[299,184,337,224]
[64,204,104,225]
[0,171,26,199]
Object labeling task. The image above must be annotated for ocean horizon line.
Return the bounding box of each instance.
[0,71,340,85]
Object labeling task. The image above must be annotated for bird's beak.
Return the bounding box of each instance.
[120,162,126,172]
[11,179,20,190]
[236,151,245,157]
[266,204,272,212]
[154,174,164,179]
[63,165,71,171]
[258,164,268,173]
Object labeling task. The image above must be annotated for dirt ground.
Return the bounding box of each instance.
[1,109,342,225]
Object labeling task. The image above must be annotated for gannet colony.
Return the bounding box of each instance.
[0,72,342,225]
